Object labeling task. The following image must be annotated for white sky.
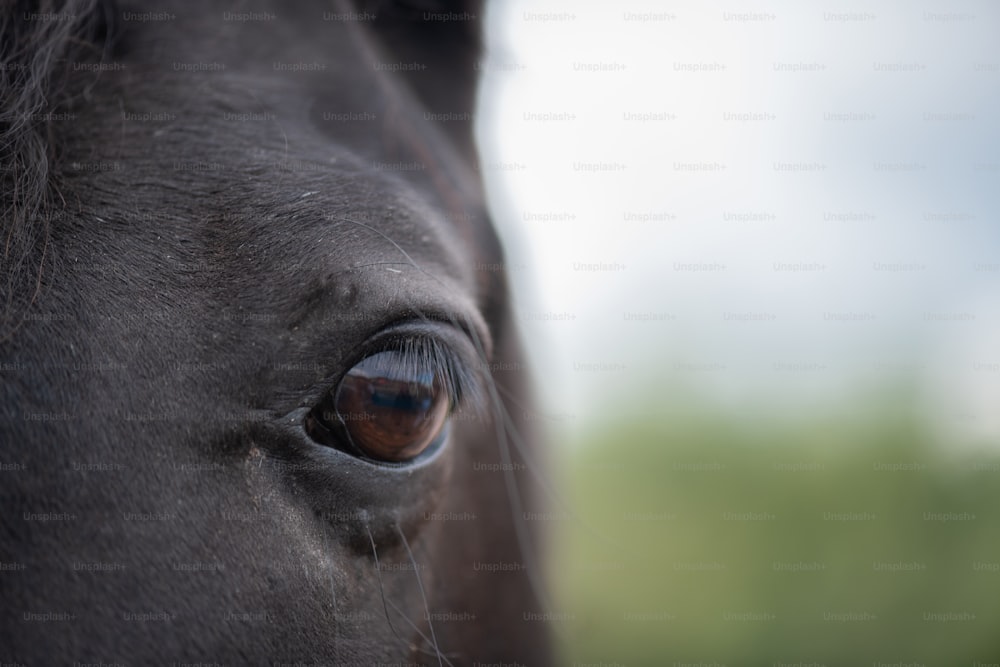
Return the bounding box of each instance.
[475,0,1000,445]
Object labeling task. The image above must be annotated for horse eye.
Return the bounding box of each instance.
[308,350,452,462]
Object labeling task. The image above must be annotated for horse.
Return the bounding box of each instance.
[0,0,550,663]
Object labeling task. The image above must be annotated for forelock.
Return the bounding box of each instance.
[0,0,116,340]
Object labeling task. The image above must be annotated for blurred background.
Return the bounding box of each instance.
[475,1,1000,664]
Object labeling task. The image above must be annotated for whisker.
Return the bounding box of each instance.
[364,520,456,665]
[395,521,445,667]
[493,380,636,557]
[363,520,407,649]
[444,310,558,621]
[322,529,340,650]
[383,598,459,666]
[322,216,427,278]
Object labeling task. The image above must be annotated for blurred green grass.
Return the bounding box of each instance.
[551,399,1000,666]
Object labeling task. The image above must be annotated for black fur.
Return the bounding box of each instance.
[1,0,549,663]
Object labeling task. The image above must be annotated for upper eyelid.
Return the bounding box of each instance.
[392,309,494,365]
[363,327,488,413]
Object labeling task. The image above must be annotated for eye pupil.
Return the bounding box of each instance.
[328,350,451,462]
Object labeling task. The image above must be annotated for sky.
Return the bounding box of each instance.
[474,0,1000,446]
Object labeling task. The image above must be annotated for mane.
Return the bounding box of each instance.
[0,0,116,340]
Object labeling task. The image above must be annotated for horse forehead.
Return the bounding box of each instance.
[201,194,486,316]
[55,13,500,327]
[90,100,489,300]
[128,0,364,60]
[103,11,488,239]
[72,27,478,243]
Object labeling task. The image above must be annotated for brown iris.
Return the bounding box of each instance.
[329,350,450,462]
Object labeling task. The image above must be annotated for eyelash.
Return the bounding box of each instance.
[369,334,486,416]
